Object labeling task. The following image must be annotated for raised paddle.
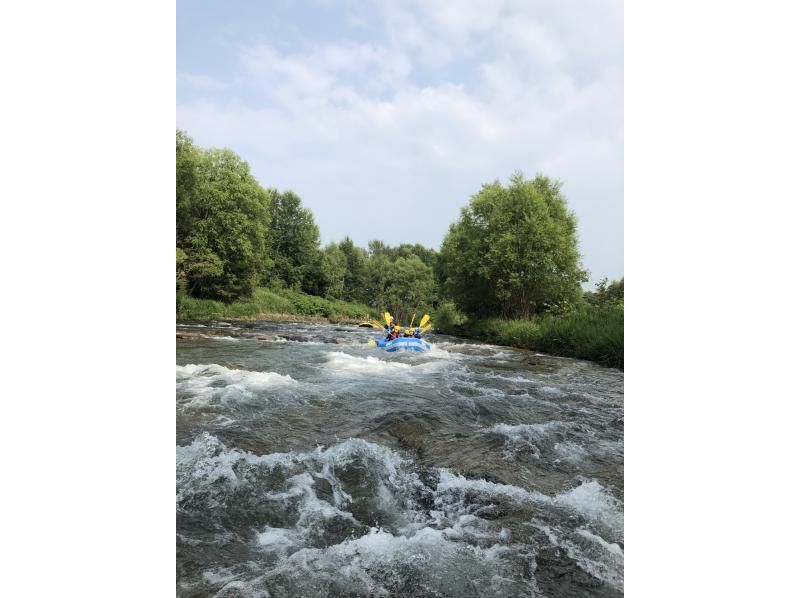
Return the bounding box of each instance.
[419,314,430,328]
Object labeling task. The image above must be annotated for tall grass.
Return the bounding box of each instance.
[435,304,623,369]
[177,287,374,322]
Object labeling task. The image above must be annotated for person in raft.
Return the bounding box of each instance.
[384,317,395,336]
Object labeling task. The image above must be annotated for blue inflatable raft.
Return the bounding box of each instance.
[376,337,431,353]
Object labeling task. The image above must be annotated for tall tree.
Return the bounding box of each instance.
[319,243,347,299]
[363,253,435,322]
[338,237,369,302]
[381,255,436,322]
[267,191,321,290]
[175,131,272,301]
[439,173,587,317]
[585,277,624,307]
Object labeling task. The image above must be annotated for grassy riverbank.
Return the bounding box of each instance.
[435,303,624,369]
[177,287,375,323]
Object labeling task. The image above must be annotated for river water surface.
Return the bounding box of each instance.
[177,321,624,597]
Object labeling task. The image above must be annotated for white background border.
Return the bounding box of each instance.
[1,0,799,595]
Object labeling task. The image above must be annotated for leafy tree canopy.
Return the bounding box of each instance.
[439,172,587,318]
[585,277,624,308]
[268,190,321,292]
[176,131,272,302]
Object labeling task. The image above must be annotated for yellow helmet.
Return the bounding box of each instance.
[393,325,401,331]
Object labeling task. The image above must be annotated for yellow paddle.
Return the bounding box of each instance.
[384,312,392,327]
[419,314,430,328]
[420,323,432,334]
[409,312,417,328]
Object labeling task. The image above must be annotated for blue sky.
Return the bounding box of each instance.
[177,0,623,285]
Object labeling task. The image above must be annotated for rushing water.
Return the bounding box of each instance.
[177,321,624,597]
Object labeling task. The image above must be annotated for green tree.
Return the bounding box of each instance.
[439,173,587,318]
[382,255,436,322]
[362,253,435,322]
[176,130,202,242]
[586,277,624,307]
[311,243,347,299]
[338,237,369,302]
[267,191,321,291]
[175,131,272,301]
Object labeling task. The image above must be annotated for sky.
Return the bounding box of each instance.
[177,0,623,286]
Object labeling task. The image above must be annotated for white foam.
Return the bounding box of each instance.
[274,337,327,345]
[554,441,590,465]
[562,527,624,590]
[576,528,624,557]
[177,434,619,596]
[324,351,412,374]
[435,469,549,504]
[176,433,299,505]
[200,334,239,341]
[176,363,298,407]
[488,373,532,384]
[539,385,565,396]
[265,525,529,596]
[553,480,624,538]
[257,526,296,551]
[323,351,447,377]
[488,421,567,458]
[177,363,296,386]
[491,421,564,440]
[435,470,623,540]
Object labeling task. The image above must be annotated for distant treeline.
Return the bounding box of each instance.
[177,130,437,321]
[177,130,623,349]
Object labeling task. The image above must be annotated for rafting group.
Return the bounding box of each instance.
[359,312,432,353]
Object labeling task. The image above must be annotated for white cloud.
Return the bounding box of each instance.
[177,0,623,283]
[177,72,228,91]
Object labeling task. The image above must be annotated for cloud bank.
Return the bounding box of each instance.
[177,0,623,284]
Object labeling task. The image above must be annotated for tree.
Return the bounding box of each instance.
[338,237,369,302]
[586,277,624,307]
[175,131,272,302]
[363,253,435,322]
[382,255,436,322]
[303,243,347,299]
[439,173,587,318]
[267,191,321,291]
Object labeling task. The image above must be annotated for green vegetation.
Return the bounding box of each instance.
[176,130,437,320]
[176,130,623,368]
[438,173,587,318]
[177,286,373,322]
[435,303,623,370]
[176,131,272,302]
[267,190,322,292]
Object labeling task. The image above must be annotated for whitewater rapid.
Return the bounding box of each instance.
[177,321,624,597]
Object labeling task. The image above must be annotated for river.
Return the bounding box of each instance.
[177,321,624,597]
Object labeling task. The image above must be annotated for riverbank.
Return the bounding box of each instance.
[177,286,375,323]
[435,304,624,370]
